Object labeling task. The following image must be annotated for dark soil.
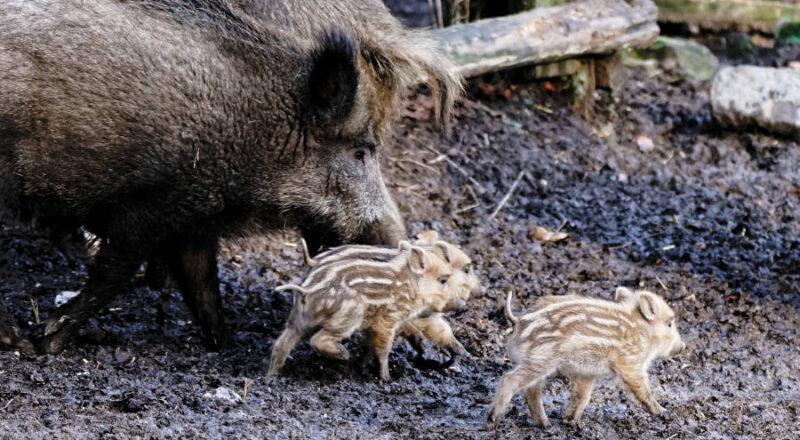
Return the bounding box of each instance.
[2,11,799,440]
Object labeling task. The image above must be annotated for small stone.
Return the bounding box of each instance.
[203,386,244,405]
[54,290,80,308]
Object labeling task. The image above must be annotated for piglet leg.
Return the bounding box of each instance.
[563,376,595,424]
[617,367,665,414]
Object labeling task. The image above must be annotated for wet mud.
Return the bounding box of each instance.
[1,11,799,440]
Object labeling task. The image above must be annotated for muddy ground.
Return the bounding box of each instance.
[2,12,800,440]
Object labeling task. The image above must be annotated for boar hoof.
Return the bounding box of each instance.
[39,333,69,354]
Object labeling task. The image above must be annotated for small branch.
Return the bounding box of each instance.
[489,171,526,220]
[423,145,486,194]
[389,157,441,175]
[241,378,252,402]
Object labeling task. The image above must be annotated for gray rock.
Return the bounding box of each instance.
[711,66,800,136]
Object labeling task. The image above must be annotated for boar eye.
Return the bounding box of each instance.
[354,149,366,163]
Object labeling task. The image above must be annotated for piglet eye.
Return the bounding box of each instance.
[354,150,366,163]
[668,320,673,328]
[464,265,471,274]
[439,277,449,286]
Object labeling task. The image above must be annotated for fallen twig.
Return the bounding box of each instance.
[242,378,252,402]
[489,171,526,220]
[423,145,487,194]
[389,157,441,175]
[656,276,670,292]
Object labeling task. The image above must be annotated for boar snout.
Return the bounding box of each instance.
[356,211,406,246]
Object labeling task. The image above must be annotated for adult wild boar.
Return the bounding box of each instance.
[0,0,453,354]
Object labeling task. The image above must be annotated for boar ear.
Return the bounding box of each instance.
[638,293,658,322]
[407,246,430,275]
[307,29,359,126]
[614,287,635,302]
[433,241,452,264]
[416,230,439,243]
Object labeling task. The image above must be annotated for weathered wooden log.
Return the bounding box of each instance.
[711,66,800,137]
[429,0,659,77]
[655,0,800,34]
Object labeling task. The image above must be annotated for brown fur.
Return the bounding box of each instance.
[489,288,686,428]
[0,0,409,353]
[234,0,464,135]
[269,245,459,381]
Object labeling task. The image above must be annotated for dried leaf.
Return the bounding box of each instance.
[529,226,568,242]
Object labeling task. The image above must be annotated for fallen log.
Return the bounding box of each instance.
[655,0,800,34]
[429,0,659,77]
[711,66,800,137]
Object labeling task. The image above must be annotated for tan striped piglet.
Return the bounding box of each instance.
[299,230,482,364]
[268,244,458,381]
[488,288,686,429]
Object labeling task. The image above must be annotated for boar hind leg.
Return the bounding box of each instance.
[0,303,35,354]
[40,245,142,353]
[563,376,595,424]
[165,235,228,350]
[524,382,550,427]
[617,367,664,415]
[487,362,553,429]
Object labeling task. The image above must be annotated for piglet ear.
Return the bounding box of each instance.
[407,246,429,275]
[638,293,658,322]
[307,29,359,126]
[416,230,439,243]
[433,241,451,264]
[614,287,635,302]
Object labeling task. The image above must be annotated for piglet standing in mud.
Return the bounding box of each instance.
[269,243,462,381]
[488,288,686,429]
[299,230,482,366]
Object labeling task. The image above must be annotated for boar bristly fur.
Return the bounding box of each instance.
[0,0,406,353]
[234,0,463,135]
[489,289,686,429]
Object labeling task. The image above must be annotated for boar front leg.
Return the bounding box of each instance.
[0,303,35,354]
[40,244,143,353]
[616,366,665,414]
[165,234,228,350]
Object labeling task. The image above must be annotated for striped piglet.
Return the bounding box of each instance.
[268,243,460,381]
[299,230,481,365]
[488,288,686,428]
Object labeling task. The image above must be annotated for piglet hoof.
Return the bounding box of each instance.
[378,369,391,383]
[486,412,500,431]
[536,419,551,428]
[648,402,666,415]
[561,416,577,426]
[331,346,350,361]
